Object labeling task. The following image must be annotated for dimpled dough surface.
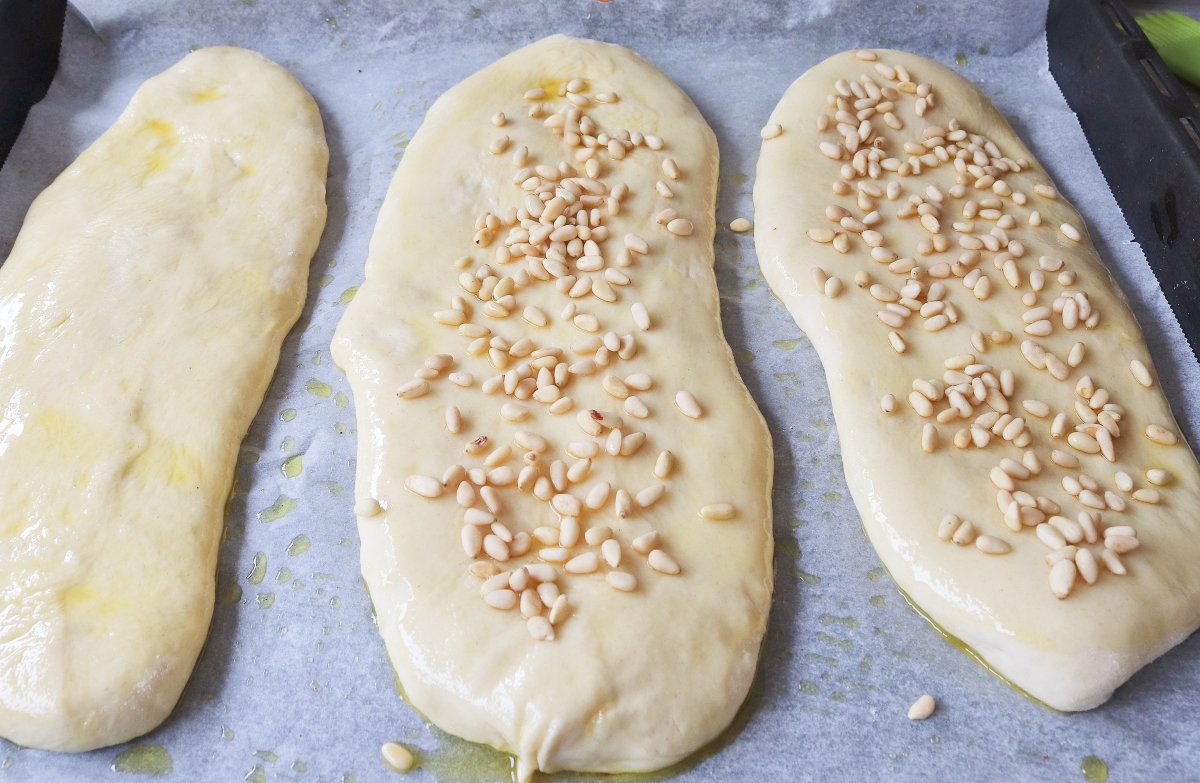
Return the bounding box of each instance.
[332,35,773,779]
[755,49,1200,711]
[0,47,328,750]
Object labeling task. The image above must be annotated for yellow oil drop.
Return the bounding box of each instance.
[418,728,514,783]
[306,379,333,398]
[258,495,298,524]
[816,631,853,651]
[247,553,267,585]
[282,454,304,479]
[222,583,243,605]
[255,750,278,763]
[111,744,173,776]
[773,338,803,350]
[221,726,235,741]
[334,422,349,435]
[337,286,358,305]
[335,391,349,408]
[536,76,567,96]
[245,766,266,783]
[280,408,297,422]
[61,583,102,613]
[819,614,860,630]
[281,435,297,452]
[287,534,312,557]
[256,593,275,609]
[1081,756,1108,783]
[276,567,292,585]
[146,118,174,137]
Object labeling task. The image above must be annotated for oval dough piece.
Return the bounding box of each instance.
[0,47,328,750]
[755,49,1200,711]
[332,35,772,779]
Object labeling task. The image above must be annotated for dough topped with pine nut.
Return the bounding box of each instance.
[755,49,1200,711]
[0,47,328,750]
[331,35,772,778]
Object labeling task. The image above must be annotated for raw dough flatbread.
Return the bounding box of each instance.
[332,35,772,779]
[755,49,1200,711]
[0,47,327,750]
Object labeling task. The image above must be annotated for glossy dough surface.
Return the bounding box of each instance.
[0,47,328,750]
[755,49,1200,711]
[332,35,772,779]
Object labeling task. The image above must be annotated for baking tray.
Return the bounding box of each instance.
[2,1,1200,781]
[0,0,67,168]
[1048,0,1200,370]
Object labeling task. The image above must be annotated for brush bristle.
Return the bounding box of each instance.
[1139,11,1200,48]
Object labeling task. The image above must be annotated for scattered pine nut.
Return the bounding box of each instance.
[1049,559,1077,599]
[760,123,783,140]
[1146,468,1173,486]
[700,503,736,521]
[647,549,681,575]
[488,135,510,155]
[606,570,637,592]
[907,694,936,720]
[975,535,1011,555]
[654,450,674,479]
[354,498,382,517]
[666,217,695,236]
[528,615,555,641]
[636,484,667,508]
[1145,424,1178,446]
[631,302,651,331]
[1130,359,1153,387]
[397,379,430,399]
[632,531,660,555]
[381,742,415,773]
[404,475,442,499]
[921,423,938,453]
[675,390,702,419]
[1132,488,1161,505]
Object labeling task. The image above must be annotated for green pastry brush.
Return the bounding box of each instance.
[1138,11,1200,89]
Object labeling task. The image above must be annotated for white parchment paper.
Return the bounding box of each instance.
[1,1,1198,780]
